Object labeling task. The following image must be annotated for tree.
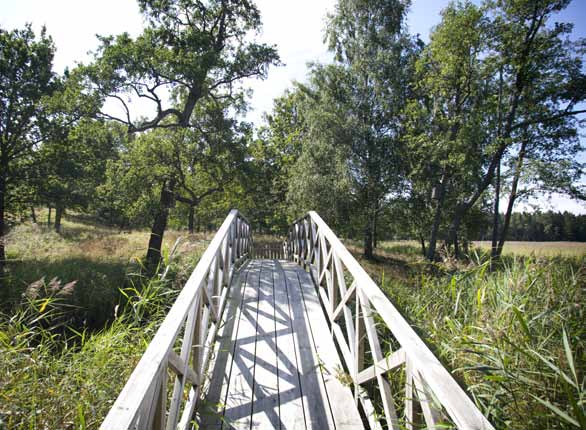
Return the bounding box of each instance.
[489,0,586,257]
[246,90,306,234]
[445,0,586,258]
[83,0,280,269]
[173,99,250,234]
[292,0,414,258]
[0,25,55,281]
[101,100,248,247]
[405,1,488,260]
[33,119,125,232]
[404,0,586,261]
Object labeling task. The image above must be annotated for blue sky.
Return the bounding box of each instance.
[1,0,585,213]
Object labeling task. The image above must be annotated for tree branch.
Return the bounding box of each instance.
[512,109,586,131]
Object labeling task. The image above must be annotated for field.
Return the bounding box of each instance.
[1,216,585,429]
[474,240,586,256]
[374,239,586,257]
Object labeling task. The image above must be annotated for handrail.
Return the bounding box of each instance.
[286,211,494,430]
[101,209,251,430]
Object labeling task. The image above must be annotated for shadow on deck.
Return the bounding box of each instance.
[198,259,363,429]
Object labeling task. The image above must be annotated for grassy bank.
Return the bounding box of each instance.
[352,242,586,429]
[0,215,209,429]
[375,239,586,258]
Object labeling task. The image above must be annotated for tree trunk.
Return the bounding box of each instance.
[47,206,52,228]
[54,204,64,233]
[363,200,374,259]
[31,206,37,224]
[419,234,427,257]
[363,221,374,259]
[447,205,464,258]
[188,205,195,234]
[491,67,504,260]
[146,180,175,272]
[496,138,528,257]
[463,238,469,256]
[490,158,501,259]
[0,173,6,286]
[373,209,378,249]
[444,50,526,247]
[427,176,446,261]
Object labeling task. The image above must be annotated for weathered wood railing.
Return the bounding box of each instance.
[252,241,285,259]
[286,211,494,430]
[101,209,251,430]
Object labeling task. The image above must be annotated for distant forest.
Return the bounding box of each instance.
[482,211,586,242]
[422,211,586,242]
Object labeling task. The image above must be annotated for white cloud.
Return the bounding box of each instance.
[242,0,336,123]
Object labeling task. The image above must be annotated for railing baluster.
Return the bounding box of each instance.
[358,289,400,429]
[166,293,200,430]
[405,357,414,430]
[413,370,442,429]
[354,291,365,400]
[150,365,168,430]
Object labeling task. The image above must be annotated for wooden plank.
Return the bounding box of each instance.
[331,322,355,376]
[332,281,356,322]
[280,261,334,429]
[358,289,400,430]
[273,259,306,430]
[356,349,406,385]
[222,260,262,429]
[250,260,281,428]
[413,369,442,429]
[168,350,199,386]
[152,366,168,430]
[405,357,415,430]
[295,265,364,429]
[166,294,202,430]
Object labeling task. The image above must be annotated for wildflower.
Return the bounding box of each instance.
[24,278,45,299]
[57,281,77,297]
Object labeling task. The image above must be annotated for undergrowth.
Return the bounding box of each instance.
[371,254,586,429]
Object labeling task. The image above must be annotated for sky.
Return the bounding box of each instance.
[1,0,586,213]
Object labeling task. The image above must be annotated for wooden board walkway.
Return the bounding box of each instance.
[198,259,364,429]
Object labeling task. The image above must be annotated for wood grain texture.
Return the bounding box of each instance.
[250,260,280,428]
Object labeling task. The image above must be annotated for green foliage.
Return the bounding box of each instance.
[83,0,280,132]
[0,24,56,269]
[244,91,306,233]
[33,120,126,227]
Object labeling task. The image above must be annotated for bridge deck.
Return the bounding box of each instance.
[198,259,363,429]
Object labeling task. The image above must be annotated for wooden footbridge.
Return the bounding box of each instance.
[101,210,494,430]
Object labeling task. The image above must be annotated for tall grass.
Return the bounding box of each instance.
[375,255,585,429]
[0,252,205,429]
[0,215,207,429]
